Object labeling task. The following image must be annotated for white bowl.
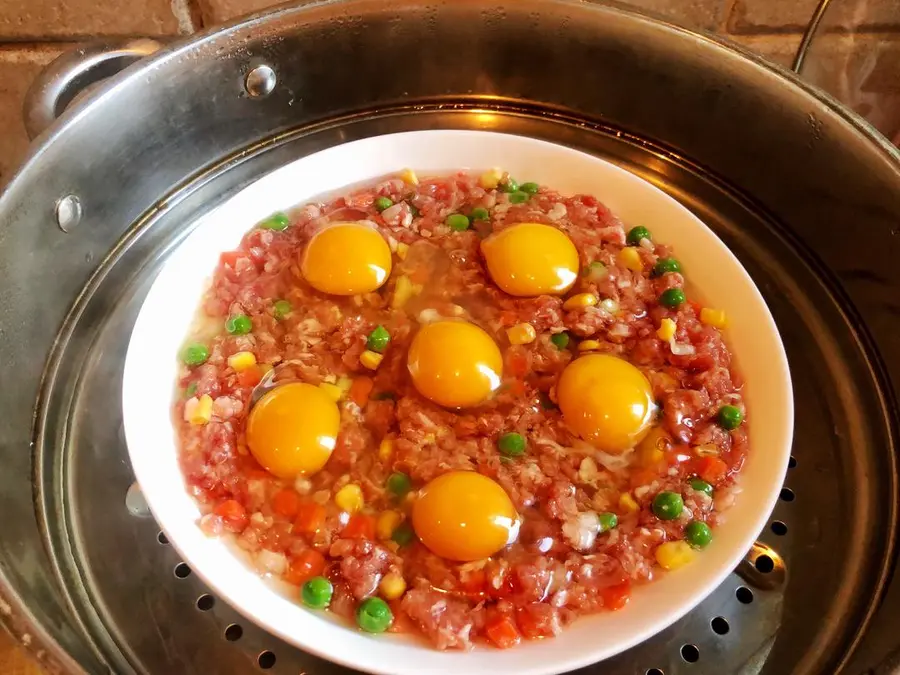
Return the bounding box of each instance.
[123,130,793,675]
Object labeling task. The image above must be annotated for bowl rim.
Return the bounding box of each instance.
[123,129,793,675]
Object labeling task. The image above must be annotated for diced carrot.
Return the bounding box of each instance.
[508,379,526,397]
[485,615,521,649]
[498,310,518,327]
[236,365,262,388]
[600,581,631,611]
[695,456,728,484]
[293,502,326,535]
[506,348,530,378]
[271,488,302,519]
[343,514,376,540]
[459,568,487,597]
[349,376,375,408]
[284,549,326,585]
[213,499,248,532]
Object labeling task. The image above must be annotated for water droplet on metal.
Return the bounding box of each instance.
[125,482,150,517]
[245,65,276,98]
[55,195,82,233]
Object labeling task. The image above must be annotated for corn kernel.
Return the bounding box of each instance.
[396,242,409,260]
[360,350,384,370]
[619,492,639,513]
[700,308,727,328]
[334,484,364,514]
[185,394,213,425]
[376,511,403,540]
[318,382,343,402]
[619,247,643,272]
[655,541,696,570]
[391,275,423,309]
[563,293,599,311]
[337,376,353,393]
[227,351,257,372]
[400,168,419,185]
[379,572,407,600]
[507,323,537,345]
[657,318,676,341]
[378,438,394,462]
[480,168,503,190]
[577,340,601,352]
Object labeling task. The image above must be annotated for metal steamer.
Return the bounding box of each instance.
[1,2,898,674]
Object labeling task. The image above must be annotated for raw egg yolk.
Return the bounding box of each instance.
[407,321,502,408]
[300,222,392,295]
[412,471,520,562]
[246,382,339,478]
[481,223,579,297]
[557,353,655,453]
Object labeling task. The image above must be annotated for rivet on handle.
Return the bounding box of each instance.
[245,65,277,98]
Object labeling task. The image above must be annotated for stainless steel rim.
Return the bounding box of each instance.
[1,2,898,673]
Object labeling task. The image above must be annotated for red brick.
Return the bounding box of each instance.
[623,0,731,32]
[798,34,900,143]
[727,33,803,67]
[728,0,900,34]
[0,46,69,187]
[0,0,194,40]
[196,0,280,25]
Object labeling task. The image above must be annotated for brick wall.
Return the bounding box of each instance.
[2,0,898,186]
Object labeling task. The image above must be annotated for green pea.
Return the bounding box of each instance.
[598,512,618,532]
[550,332,570,350]
[520,181,540,195]
[685,520,713,549]
[366,325,390,353]
[182,344,209,367]
[717,405,744,430]
[498,432,526,457]
[356,597,393,633]
[508,191,529,204]
[386,472,412,498]
[446,213,471,231]
[226,315,253,335]
[659,288,686,308]
[653,258,682,277]
[470,207,490,221]
[501,177,519,193]
[301,576,334,609]
[689,478,714,496]
[258,212,290,231]
[375,196,394,211]
[184,382,198,398]
[652,491,684,520]
[273,299,292,320]
[626,226,652,246]
[391,522,416,547]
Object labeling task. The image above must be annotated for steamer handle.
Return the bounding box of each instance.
[23,38,163,141]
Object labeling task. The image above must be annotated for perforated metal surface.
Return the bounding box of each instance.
[34,108,896,675]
